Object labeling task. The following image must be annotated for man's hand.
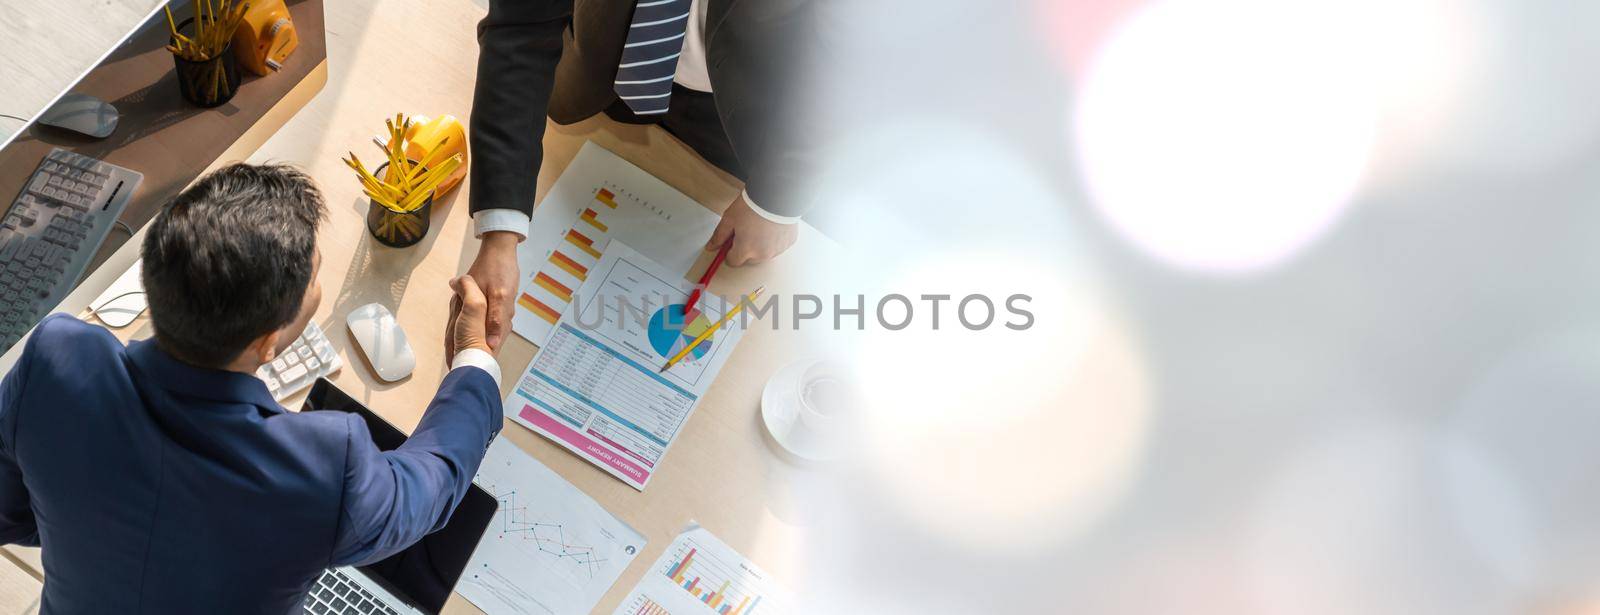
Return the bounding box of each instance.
[446,232,519,362]
[449,274,494,358]
[705,193,798,266]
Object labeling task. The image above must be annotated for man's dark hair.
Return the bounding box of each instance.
[141,163,326,368]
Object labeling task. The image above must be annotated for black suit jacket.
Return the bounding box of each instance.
[469,0,816,219]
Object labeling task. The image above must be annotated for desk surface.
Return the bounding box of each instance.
[6,0,833,612]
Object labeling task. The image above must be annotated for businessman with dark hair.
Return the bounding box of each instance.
[458,0,818,350]
[0,164,504,613]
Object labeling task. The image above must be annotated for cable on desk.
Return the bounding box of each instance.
[0,113,28,123]
[85,289,147,326]
[112,220,135,237]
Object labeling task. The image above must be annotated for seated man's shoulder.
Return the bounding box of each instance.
[28,314,122,358]
[273,408,353,430]
[32,312,113,336]
[265,409,361,449]
[7,315,131,398]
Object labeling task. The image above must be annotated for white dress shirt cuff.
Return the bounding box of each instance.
[450,347,502,390]
[472,209,531,239]
[741,189,801,225]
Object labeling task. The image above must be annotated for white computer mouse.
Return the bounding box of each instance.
[346,303,415,382]
[38,93,119,138]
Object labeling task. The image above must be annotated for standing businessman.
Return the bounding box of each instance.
[461,0,818,349]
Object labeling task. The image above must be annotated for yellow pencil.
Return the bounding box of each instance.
[164,5,182,50]
[402,137,453,185]
[396,155,460,211]
[660,286,763,372]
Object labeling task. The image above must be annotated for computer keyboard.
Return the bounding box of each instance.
[257,321,342,401]
[302,569,401,615]
[0,147,142,353]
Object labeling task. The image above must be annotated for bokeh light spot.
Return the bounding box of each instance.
[1074,0,1377,273]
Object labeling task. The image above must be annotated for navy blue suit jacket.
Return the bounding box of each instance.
[0,315,502,613]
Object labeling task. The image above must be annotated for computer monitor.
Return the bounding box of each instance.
[303,378,496,615]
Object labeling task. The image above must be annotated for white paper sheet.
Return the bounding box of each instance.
[512,141,721,346]
[612,523,792,615]
[504,241,748,490]
[457,439,645,615]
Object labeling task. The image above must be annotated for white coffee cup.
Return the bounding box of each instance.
[798,362,855,435]
[763,359,857,461]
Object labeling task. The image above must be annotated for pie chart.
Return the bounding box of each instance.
[647,304,713,362]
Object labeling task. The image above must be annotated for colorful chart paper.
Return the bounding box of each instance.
[458,439,645,615]
[512,142,721,345]
[613,524,792,615]
[647,305,714,362]
[505,242,747,490]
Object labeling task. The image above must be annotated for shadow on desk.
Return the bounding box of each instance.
[326,188,465,401]
[27,77,244,151]
[13,72,253,273]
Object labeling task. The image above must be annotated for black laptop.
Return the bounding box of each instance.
[298,378,497,615]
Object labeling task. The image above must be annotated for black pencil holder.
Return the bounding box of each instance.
[172,18,242,108]
[365,161,434,248]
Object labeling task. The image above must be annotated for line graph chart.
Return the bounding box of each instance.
[460,439,645,615]
[490,488,610,578]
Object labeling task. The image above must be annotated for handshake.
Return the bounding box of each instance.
[444,232,522,362]
[445,274,495,361]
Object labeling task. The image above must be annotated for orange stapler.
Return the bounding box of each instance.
[233,0,299,76]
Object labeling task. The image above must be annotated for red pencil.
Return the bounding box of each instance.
[684,239,732,316]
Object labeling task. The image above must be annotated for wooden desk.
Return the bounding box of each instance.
[0,0,328,276]
[0,548,39,615]
[5,0,834,612]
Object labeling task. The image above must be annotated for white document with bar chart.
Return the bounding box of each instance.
[458,439,645,615]
[513,141,721,345]
[613,524,792,615]
[505,241,748,490]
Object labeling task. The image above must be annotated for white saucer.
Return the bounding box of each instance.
[761,359,842,462]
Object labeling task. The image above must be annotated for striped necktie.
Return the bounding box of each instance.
[614,0,693,115]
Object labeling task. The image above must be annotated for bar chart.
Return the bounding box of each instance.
[612,525,790,615]
[624,596,677,615]
[517,186,618,331]
[511,142,722,346]
[662,543,766,615]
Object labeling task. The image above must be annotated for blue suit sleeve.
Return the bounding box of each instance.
[330,367,502,566]
[0,334,39,547]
